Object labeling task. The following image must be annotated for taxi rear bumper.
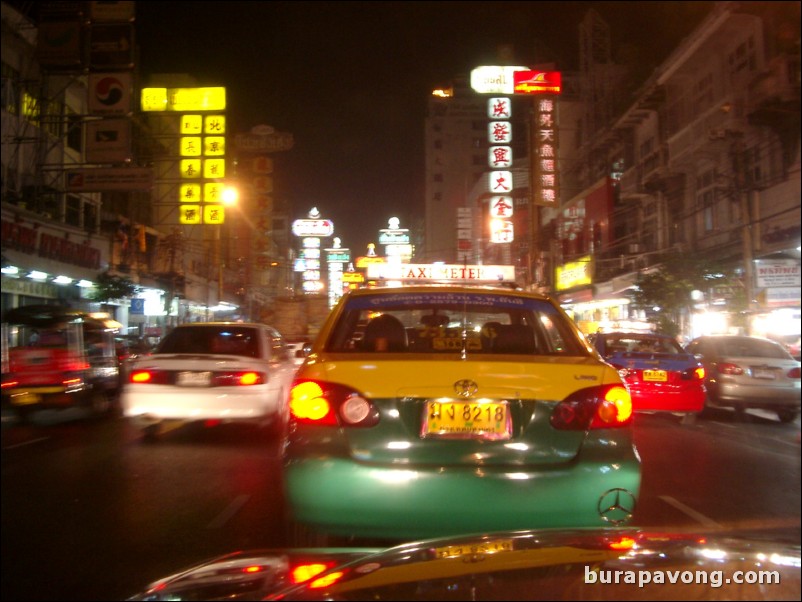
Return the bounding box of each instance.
[285,443,642,541]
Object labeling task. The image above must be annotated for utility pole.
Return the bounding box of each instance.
[731,134,755,324]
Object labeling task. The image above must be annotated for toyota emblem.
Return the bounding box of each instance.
[453,379,478,398]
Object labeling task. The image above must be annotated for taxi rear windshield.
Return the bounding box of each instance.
[326,292,587,355]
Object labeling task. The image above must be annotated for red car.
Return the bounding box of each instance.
[591,332,706,414]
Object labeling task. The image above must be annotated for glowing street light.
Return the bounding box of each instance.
[222,186,239,206]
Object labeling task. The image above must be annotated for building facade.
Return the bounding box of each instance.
[1,2,295,338]
[422,1,800,342]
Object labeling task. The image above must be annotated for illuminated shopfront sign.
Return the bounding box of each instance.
[141,87,226,112]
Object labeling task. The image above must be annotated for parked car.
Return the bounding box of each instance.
[685,334,801,423]
[283,267,641,546]
[591,331,706,415]
[120,322,296,439]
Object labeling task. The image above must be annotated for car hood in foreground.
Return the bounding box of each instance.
[127,526,801,601]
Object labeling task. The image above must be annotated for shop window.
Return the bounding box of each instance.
[43,98,63,139]
[66,109,82,152]
[65,194,81,227]
[700,189,715,232]
[83,201,98,234]
[1,63,19,114]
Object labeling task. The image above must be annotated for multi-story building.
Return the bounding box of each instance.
[422,71,531,266]
[2,3,119,318]
[1,2,296,337]
[557,0,800,340]
[423,1,799,342]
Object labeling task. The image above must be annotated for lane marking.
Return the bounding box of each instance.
[207,494,250,529]
[3,437,50,450]
[658,495,723,529]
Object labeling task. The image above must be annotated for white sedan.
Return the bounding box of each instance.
[120,322,296,439]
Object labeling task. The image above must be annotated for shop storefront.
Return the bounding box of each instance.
[1,212,108,316]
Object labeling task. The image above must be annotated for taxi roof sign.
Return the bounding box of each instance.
[366,263,516,283]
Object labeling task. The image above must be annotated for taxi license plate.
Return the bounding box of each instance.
[434,538,514,559]
[643,369,667,382]
[422,400,511,440]
[176,371,212,386]
[11,392,42,406]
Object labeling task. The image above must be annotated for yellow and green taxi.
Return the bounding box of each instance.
[282,264,641,545]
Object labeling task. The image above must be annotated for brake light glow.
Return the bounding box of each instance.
[213,371,265,386]
[289,380,379,427]
[130,369,172,385]
[594,385,633,425]
[238,372,260,386]
[551,384,633,430]
[787,367,800,379]
[128,370,265,386]
[608,536,636,551]
[131,370,153,383]
[290,381,334,423]
[290,562,330,584]
[310,570,345,589]
[1,380,19,389]
[681,366,705,380]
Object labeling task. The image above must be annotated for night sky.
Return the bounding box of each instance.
[22,1,718,254]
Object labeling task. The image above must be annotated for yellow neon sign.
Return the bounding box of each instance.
[141,87,226,112]
[180,159,202,179]
[179,184,201,203]
[204,158,226,179]
[204,204,225,225]
[180,205,202,224]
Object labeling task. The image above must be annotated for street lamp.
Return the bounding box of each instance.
[218,187,239,310]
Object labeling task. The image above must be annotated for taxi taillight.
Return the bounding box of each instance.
[550,384,633,430]
[289,380,379,427]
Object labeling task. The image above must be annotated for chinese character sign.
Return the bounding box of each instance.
[533,96,559,207]
[489,145,512,168]
[487,96,514,242]
[488,97,511,119]
[491,170,513,194]
[489,121,512,144]
[490,196,514,218]
[168,97,227,224]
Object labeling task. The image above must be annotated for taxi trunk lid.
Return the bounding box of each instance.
[297,355,617,466]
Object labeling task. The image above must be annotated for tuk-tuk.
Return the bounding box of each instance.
[1,305,122,421]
